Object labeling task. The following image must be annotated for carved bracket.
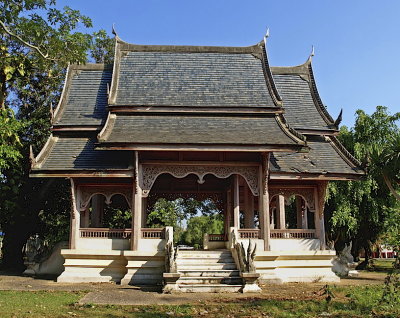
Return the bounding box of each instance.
[78,186,132,211]
[269,188,316,211]
[141,165,259,197]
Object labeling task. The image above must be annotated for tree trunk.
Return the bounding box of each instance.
[356,243,372,270]
[1,222,31,271]
[0,179,55,271]
[383,174,400,201]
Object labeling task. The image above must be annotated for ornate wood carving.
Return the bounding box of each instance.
[269,188,315,211]
[141,165,259,197]
[79,186,132,211]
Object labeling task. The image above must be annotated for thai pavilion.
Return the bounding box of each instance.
[30,33,364,291]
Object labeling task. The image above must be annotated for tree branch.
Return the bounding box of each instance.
[0,19,56,61]
[383,173,400,201]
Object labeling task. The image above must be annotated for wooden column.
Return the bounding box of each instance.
[223,192,230,235]
[314,186,326,250]
[296,197,308,229]
[131,151,142,251]
[81,207,90,228]
[233,174,240,228]
[91,194,104,228]
[226,188,232,230]
[259,153,270,251]
[244,184,255,228]
[302,208,308,230]
[276,195,286,229]
[141,197,148,228]
[69,179,80,250]
[296,197,302,229]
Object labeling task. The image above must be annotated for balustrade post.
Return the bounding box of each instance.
[277,195,286,229]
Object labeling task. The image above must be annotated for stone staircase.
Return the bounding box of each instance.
[176,249,242,292]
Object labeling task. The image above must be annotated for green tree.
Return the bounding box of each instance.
[90,29,115,64]
[0,1,115,270]
[183,215,224,249]
[147,197,222,245]
[325,106,400,264]
[369,132,400,201]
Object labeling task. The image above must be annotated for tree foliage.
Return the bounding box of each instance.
[0,0,114,269]
[147,197,222,247]
[183,215,224,249]
[326,106,400,261]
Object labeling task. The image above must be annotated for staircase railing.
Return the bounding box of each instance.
[229,227,261,293]
[163,226,181,293]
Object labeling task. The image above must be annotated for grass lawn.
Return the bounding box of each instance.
[369,258,397,272]
[0,284,399,318]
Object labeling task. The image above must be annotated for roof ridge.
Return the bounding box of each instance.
[260,40,282,107]
[115,36,264,54]
[327,136,363,169]
[68,63,110,70]
[275,114,307,144]
[31,135,59,169]
[307,63,335,126]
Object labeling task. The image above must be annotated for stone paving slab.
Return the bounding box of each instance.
[79,288,231,306]
[0,270,386,306]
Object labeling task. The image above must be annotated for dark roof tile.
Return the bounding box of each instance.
[55,68,111,126]
[270,136,363,175]
[273,74,330,130]
[39,137,131,170]
[115,52,275,107]
[102,114,299,145]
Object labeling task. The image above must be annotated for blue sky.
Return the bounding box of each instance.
[58,0,400,128]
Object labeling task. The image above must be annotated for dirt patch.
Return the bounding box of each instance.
[0,269,386,305]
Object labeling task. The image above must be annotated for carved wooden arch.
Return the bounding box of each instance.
[268,188,316,211]
[79,186,132,212]
[140,165,259,197]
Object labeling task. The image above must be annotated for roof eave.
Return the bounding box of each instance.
[270,171,365,181]
[95,142,307,152]
[30,169,133,178]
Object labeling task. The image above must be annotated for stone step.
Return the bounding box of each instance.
[178,284,243,293]
[178,270,240,277]
[177,253,232,259]
[178,249,229,253]
[176,259,235,264]
[178,263,238,270]
[178,277,242,285]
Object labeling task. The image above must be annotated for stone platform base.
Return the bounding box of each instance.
[56,249,340,286]
[57,249,163,285]
[256,250,340,284]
